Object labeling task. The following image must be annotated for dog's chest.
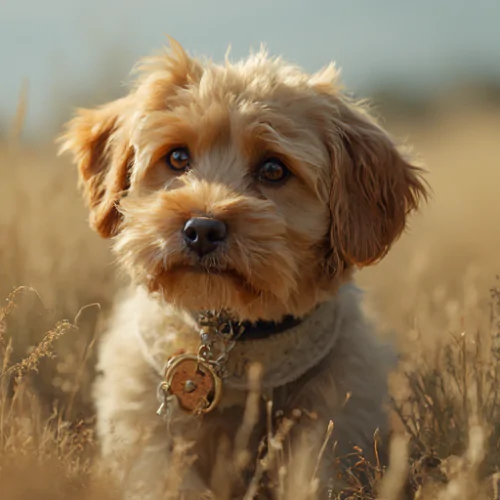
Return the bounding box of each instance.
[218,386,248,409]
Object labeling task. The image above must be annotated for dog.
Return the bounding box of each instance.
[59,39,427,499]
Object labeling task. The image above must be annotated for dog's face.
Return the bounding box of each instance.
[60,40,427,321]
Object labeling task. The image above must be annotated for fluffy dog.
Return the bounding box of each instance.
[60,39,427,499]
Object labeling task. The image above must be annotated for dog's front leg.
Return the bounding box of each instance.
[94,328,214,500]
[96,373,216,500]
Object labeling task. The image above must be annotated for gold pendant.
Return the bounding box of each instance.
[159,354,222,415]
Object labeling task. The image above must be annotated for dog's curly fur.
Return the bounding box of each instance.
[59,39,427,499]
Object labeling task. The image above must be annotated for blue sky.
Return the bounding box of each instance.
[1,0,499,138]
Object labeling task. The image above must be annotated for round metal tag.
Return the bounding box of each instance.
[163,354,222,414]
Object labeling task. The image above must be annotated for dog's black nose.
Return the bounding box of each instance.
[182,217,227,257]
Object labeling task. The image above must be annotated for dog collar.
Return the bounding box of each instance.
[131,285,360,419]
[157,310,303,417]
[155,299,344,418]
[204,314,304,341]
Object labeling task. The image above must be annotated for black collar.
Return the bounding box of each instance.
[235,315,303,341]
[196,311,304,342]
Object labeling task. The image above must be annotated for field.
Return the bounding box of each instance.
[1,90,500,499]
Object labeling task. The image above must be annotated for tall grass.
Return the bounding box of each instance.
[1,92,500,498]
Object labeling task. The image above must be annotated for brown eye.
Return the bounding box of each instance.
[257,158,290,184]
[166,147,190,172]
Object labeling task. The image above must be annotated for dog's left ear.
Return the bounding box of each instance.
[311,68,428,273]
[58,96,133,238]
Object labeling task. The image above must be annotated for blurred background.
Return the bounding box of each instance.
[3,0,500,140]
[1,0,500,416]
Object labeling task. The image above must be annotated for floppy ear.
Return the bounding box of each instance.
[58,96,133,238]
[313,75,428,274]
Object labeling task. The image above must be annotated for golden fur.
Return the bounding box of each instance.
[59,38,427,498]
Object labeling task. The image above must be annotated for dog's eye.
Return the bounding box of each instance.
[166,147,190,172]
[257,159,290,185]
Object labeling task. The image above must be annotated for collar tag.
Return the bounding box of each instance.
[157,354,222,416]
[156,310,239,418]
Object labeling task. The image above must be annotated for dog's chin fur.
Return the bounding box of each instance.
[149,266,346,322]
[155,266,262,311]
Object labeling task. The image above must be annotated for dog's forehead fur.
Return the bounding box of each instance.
[134,42,341,108]
[128,45,337,201]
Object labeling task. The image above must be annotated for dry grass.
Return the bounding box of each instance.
[1,91,500,499]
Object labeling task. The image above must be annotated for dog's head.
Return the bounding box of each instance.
[59,39,427,321]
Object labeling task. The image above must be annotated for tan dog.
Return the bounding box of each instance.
[60,39,427,499]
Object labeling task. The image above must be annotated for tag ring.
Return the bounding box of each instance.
[163,354,222,415]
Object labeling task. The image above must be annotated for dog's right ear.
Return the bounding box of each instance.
[309,66,428,276]
[58,96,133,238]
